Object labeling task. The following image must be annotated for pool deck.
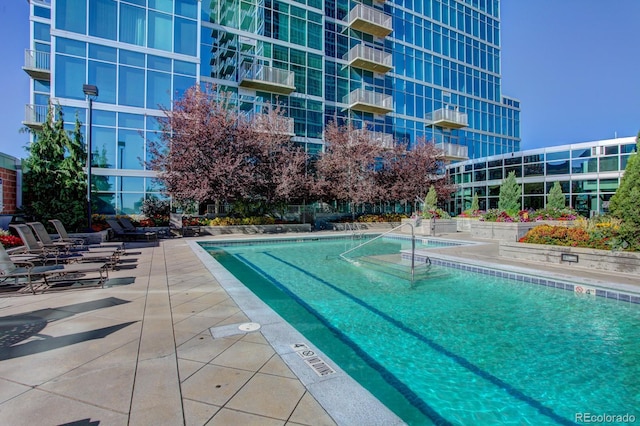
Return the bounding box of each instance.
[0,231,638,426]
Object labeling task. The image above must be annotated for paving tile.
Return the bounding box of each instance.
[178,358,206,382]
[0,378,30,404]
[183,398,221,426]
[181,364,253,406]
[129,352,183,425]
[205,408,285,426]
[241,331,270,345]
[288,392,338,426]
[259,354,297,379]
[225,372,306,420]
[0,388,128,426]
[177,332,239,364]
[210,339,275,371]
[38,340,139,413]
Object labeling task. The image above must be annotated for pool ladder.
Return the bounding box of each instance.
[344,222,365,239]
[339,222,422,284]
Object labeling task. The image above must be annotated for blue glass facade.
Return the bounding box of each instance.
[25,0,520,214]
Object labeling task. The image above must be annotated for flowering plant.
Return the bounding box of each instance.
[422,208,451,219]
[0,235,23,248]
[519,224,611,250]
[458,209,484,218]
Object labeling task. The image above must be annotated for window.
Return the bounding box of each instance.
[147,71,171,109]
[118,129,145,169]
[546,160,569,175]
[149,11,173,51]
[55,55,85,99]
[118,66,145,107]
[175,18,197,55]
[88,61,117,104]
[89,0,117,40]
[56,0,86,34]
[120,4,146,46]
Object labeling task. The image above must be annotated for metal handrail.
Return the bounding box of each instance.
[339,222,416,282]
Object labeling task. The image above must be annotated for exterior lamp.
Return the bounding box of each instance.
[83,84,98,231]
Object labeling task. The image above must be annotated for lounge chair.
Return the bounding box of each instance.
[49,219,126,252]
[0,243,108,294]
[106,219,157,242]
[11,224,119,267]
[118,217,140,232]
[47,219,87,247]
[28,221,76,251]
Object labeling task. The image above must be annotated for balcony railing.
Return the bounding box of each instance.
[251,114,295,136]
[355,129,394,149]
[344,4,392,38]
[23,50,50,80]
[343,89,393,115]
[238,63,295,94]
[436,142,469,161]
[343,44,392,73]
[23,104,49,130]
[427,108,468,129]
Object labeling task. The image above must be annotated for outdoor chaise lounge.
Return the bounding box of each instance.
[49,219,126,252]
[0,243,109,294]
[106,219,157,242]
[11,224,120,268]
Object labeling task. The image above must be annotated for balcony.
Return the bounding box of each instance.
[427,108,468,129]
[238,63,295,94]
[355,129,394,149]
[252,114,295,136]
[23,104,49,130]
[22,50,50,80]
[343,44,392,73]
[344,4,392,38]
[343,89,393,115]
[436,142,469,161]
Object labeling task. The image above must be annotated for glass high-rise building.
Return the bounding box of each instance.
[23,0,520,214]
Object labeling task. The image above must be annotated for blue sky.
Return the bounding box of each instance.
[0,1,638,160]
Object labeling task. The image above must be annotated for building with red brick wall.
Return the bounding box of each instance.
[0,153,21,215]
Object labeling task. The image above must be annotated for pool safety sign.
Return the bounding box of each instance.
[291,343,336,377]
[574,285,596,296]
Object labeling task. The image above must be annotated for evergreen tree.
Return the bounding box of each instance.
[470,192,479,211]
[498,171,521,213]
[609,132,640,250]
[547,181,566,210]
[23,105,88,232]
[424,185,438,210]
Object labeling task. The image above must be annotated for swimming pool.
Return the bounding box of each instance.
[201,236,640,425]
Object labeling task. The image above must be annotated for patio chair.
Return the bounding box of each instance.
[47,219,87,247]
[28,221,76,251]
[106,219,157,242]
[118,217,159,239]
[0,243,109,294]
[11,224,119,267]
[49,219,126,253]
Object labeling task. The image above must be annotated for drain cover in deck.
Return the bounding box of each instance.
[238,322,261,332]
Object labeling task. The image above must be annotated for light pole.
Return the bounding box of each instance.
[83,84,98,231]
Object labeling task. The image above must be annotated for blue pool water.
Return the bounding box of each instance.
[202,237,640,425]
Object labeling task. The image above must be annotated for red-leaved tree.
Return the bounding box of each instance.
[148,86,310,216]
[243,103,311,215]
[315,122,384,215]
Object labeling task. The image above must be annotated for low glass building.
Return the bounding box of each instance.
[447,136,637,217]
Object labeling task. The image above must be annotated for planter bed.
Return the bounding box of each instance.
[201,224,312,235]
[328,222,401,232]
[470,220,575,242]
[499,241,640,275]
